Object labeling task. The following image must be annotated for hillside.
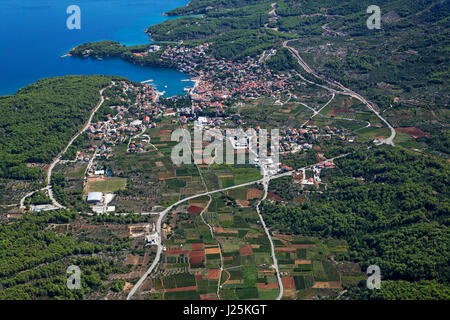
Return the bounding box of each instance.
[0,76,119,180]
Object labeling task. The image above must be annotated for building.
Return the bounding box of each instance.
[229,136,248,150]
[145,232,160,245]
[87,192,103,204]
[148,45,161,53]
[32,204,59,212]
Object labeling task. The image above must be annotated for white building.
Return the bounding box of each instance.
[229,136,248,150]
[145,233,160,245]
[87,192,103,204]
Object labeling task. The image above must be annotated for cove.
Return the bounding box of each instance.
[0,0,190,96]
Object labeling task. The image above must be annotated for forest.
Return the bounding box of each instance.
[0,210,130,300]
[261,146,449,299]
[70,41,177,69]
[0,75,121,180]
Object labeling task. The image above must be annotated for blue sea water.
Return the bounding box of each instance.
[0,0,190,96]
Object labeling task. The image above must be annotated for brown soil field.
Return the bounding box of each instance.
[190,256,204,264]
[247,188,264,200]
[123,282,134,292]
[282,277,296,290]
[328,281,342,289]
[295,259,312,265]
[218,174,234,178]
[166,248,189,255]
[240,244,253,256]
[283,289,296,299]
[124,255,140,266]
[187,206,204,214]
[312,282,330,289]
[205,247,221,255]
[267,193,282,201]
[214,227,238,234]
[207,269,221,280]
[396,127,430,138]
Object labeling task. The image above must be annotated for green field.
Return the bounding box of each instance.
[86,177,127,193]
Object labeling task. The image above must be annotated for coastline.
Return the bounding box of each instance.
[63,3,193,96]
[0,0,192,96]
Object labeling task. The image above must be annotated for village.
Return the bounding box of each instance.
[158,44,295,113]
[43,43,360,216]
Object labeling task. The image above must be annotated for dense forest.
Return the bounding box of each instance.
[262,146,449,299]
[0,76,121,180]
[0,210,130,299]
[70,41,177,69]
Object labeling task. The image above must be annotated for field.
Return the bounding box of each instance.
[105,119,208,212]
[135,181,280,300]
[271,235,364,300]
[86,177,127,193]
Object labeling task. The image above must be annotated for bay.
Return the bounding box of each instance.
[0,0,190,96]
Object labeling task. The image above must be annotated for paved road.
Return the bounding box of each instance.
[283,40,396,146]
[19,85,110,210]
[126,169,294,300]
[125,152,350,300]
[256,171,284,300]
[125,145,349,300]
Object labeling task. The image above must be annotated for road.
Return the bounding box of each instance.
[283,39,396,146]
[126,169,293,300]
[19,85,111,210]
[255,168,284,300]
[300,93,335,127]
[126,150,349,300]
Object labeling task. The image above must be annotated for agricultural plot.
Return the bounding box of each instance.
[204,191,280,300]
[144,202,225,300]
[271,235,358,299]
[394,131,425,150]
[105,119,208,212]
[204,164,262,190]
[356,127,391,142]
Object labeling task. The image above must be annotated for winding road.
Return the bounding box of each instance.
[256,169,284,300]
[19,84,111,210]
[283,39,396,145]
[126,169,293,300]
[125,150,349,300]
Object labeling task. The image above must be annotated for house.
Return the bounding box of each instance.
[163,109,176,117]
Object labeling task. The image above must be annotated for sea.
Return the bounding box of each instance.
[0,0,191,97]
